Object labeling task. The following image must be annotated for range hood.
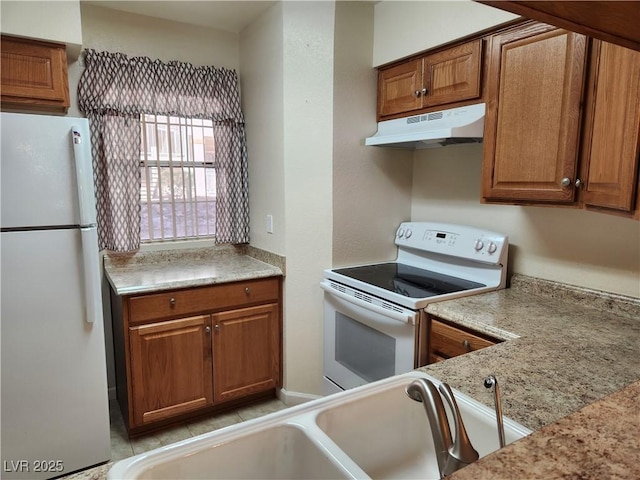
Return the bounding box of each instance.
[365,103,486,149]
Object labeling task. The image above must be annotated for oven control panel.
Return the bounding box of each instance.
[395,222,507,264]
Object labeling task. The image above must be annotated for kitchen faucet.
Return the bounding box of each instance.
[405,378,479,477]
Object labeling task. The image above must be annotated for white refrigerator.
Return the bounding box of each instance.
[1,113,110,479]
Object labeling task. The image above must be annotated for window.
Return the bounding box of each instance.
[140,115,217,241]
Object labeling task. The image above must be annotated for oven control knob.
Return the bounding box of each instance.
[474,239,484,251]
[487,241,498,254]
[397,228,405,238]
[405,229,413,239]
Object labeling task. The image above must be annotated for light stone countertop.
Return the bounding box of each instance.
[419,274,640,479]
[103,244,284,296]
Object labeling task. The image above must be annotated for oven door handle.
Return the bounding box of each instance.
[320,282,416,325]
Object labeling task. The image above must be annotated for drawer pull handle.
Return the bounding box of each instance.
[244,287,250,295]
[462,340,471,350]
[169,297,176,306]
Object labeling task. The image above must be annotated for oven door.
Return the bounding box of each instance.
[321,281,419,394]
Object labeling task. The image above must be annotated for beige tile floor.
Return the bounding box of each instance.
[110,397,289,462]
[61,397,289,479]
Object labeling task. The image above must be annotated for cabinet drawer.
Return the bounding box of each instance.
[430,318,498,359]
[128,278,280,324]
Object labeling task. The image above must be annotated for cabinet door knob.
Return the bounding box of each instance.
[414,90,422,98]
[575,178,582,188]
[205,326,211,333]
[462,339,471,350]
[244,287,250,295]
[421,87,428,95]
[214,324,220,332]
[560,177,572,187]
[169,297,176,306]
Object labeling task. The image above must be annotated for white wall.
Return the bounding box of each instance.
[0,1,83,58]
[241,2,335,396]
[373,0,518,66]
[332,1,413,267]
[411,145,640,297]
[241,4,286,256]
[373,1,640,298]
[241,1,413,397]
[280,1,335,395]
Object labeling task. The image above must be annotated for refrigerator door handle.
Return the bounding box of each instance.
[80,227,102,324]
[71,126,97,226]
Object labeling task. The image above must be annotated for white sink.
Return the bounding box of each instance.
[112,424,353,480]
[315,376,530,479]
[108,372,531,479]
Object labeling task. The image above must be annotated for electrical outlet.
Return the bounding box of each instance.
[266,214,274,234]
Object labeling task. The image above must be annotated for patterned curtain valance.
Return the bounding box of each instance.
[78,49,250,252]
[79,49,245,123]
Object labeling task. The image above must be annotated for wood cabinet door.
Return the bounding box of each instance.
[0,36,70,110]
[580,41,640,212]
[129,315,213,427]
[424,39,482,108]
[377,59,423,118]
[212,303,280,403]
[482,24,587,202]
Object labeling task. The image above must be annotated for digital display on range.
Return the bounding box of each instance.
[436,232,446,239]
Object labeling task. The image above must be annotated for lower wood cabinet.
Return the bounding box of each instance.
[213,304,280,403]
[111,277,282,435]
[129,315,213,426]
[428,316,501,363]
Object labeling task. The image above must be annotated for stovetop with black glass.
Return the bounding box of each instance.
[323,222,509,310]
[332,262,485,299]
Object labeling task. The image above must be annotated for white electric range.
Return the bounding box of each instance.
[321,221,508,394]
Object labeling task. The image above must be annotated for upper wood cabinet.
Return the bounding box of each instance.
[476,1,640,52]
[578,41,640,216]
[0,35,70,112]
[481,21,640,219]
[377,40,482,120]
[481,23,587,203]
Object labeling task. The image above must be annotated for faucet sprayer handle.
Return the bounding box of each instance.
[484,375,506,449]
[438,383,480,465]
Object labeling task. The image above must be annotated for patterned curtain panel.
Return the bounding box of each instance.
[88,112,141,252]
[78,49,250,251]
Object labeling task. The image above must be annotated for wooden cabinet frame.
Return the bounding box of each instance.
[476,1,640,52]
[111,277,283,435]
[377,39,483,121]
[480,21,640,219]
[1,35,70,111]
